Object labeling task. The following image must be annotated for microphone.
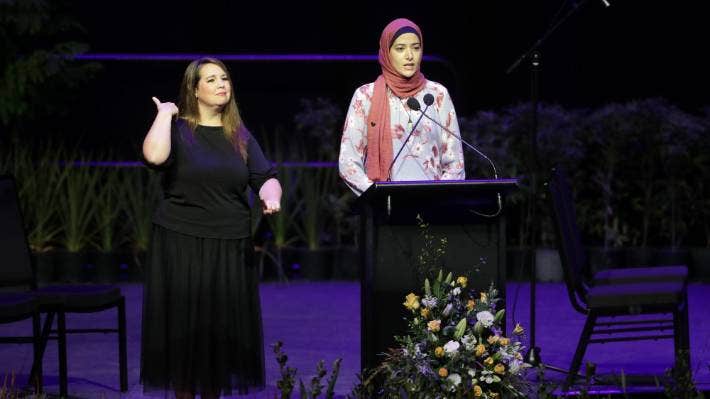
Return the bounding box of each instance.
[416,93,503,217]
[386,97,432,181]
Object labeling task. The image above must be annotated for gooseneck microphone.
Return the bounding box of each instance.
[386,97,432,181]
[417,93,503,217]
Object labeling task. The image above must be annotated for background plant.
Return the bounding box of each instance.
[0,0,100,137]
[272,341,342,399]
[93,165,124,253]
[122,167,161,262]
[357,270,530,398]
[59,153,100,253]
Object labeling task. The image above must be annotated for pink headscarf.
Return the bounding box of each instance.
[365,18,428,181]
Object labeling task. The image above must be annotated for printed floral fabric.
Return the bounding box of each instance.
[339,80,465,195]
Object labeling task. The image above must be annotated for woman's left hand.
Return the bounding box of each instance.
[262,199,281,215]
[259,178,283,215]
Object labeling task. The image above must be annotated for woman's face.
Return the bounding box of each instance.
[388,32,422,78]
[195,63,231,108]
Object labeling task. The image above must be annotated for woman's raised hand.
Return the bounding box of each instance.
[152,96,178,116]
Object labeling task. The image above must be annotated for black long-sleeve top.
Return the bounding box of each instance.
[151,119,276,239]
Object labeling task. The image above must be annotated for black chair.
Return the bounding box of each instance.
[547,167,690,389]
[0,175,127,397]
[0,295,43,393]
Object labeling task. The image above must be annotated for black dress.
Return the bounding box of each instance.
[140,120,276,396]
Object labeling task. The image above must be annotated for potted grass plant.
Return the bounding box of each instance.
[122,166,160,280]
[92,165,123,283]
[258,127,302,281]
[57,153,99,282]
[17,143,70,283]
[294,165,337,280]
[327,186,360,280]
[291,97,344,281]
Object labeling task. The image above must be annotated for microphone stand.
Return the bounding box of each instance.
[505,0,594,379]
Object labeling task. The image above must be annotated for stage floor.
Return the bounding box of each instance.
[1,281,709,398]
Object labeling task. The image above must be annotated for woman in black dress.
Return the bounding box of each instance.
[141,57,281,398]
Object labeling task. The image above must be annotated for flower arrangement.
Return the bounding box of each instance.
[365,270,530,398]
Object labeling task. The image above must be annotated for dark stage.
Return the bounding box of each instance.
[1,281,708,398]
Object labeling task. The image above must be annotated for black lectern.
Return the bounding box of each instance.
[358,178,518,371]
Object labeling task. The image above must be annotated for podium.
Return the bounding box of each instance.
[357,178,518,371]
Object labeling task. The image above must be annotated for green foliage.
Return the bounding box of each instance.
[293,97,343,161]
[93,166,124,253]
[354,270,529,398]
[8,142,69,251]
[664,351,705,399]
[460,99,710,249]
[1,370,45,398]
[272,341,342,399]
[273,341,297,399]
[296,167,337,250]
[122,167,161,256]
[59,155,100,253]
[414,214,448,283]
[0,0,100,129]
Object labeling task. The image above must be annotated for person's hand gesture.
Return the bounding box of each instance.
[152,96,178,116]
[262,199,281,215]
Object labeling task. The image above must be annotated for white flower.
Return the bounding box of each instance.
[443,340,460,356]
[421,296,438,308]
[461,334,477,351]
[442,303,453,317]
[467,368,476,378]
[447,373,462,387]
[508,359,523,375]
[482,370,496,384]
[476,310,495,327]
[452,287,461,296]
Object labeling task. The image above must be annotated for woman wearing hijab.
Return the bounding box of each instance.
[338,18,465,196]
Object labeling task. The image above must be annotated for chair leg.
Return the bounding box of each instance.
[674,294,692,374]
[57,311,68,398]
[29,311,54,388]
[118,297,128,392]
[31,312,43,393]
[566,312,596,390]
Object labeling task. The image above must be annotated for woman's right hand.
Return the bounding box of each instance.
[143,97,176,165]
[152,96,178,116]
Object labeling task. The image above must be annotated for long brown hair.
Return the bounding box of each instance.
[178,57,248,160]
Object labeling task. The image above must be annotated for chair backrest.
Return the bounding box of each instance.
[547,167,590,314]
[0,175,35,288]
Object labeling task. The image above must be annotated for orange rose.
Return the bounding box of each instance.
[439,367,448,377]
[494,364,505,375]
[420,308,430,319]
[487,335,499,345]
[435,346,445,358]
[484,357,494,366]
[427,319,441,332]
[466,299,476,311]
[475,344,486,357]
[473,385,483,397]
[499,337,510,346]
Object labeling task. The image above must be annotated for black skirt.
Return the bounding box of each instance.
[140,225,265,396]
